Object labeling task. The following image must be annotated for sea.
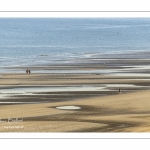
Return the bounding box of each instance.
[0,18,150,73]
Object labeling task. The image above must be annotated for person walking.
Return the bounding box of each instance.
[26,69,28,74]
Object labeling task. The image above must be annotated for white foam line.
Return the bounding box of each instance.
[106,84,144,88]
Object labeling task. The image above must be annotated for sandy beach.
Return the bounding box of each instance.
[0,55,150,132]
[0,89,150,132]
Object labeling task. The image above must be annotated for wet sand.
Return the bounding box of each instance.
[1,90,150,132]
[0,55,150,132]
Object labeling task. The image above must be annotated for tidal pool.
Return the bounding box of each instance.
[56,106,81,110]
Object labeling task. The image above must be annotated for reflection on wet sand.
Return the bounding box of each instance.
[1,52,150,132]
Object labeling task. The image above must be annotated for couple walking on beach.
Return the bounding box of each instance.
[26,69,31,74]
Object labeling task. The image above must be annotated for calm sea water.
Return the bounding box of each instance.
[0,18,150,71]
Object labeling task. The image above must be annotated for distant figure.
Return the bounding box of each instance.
[119,88,121,94]
[26,69,28,74]
[28,69,31,74]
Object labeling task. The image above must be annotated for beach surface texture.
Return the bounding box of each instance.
[1,54,150,132]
